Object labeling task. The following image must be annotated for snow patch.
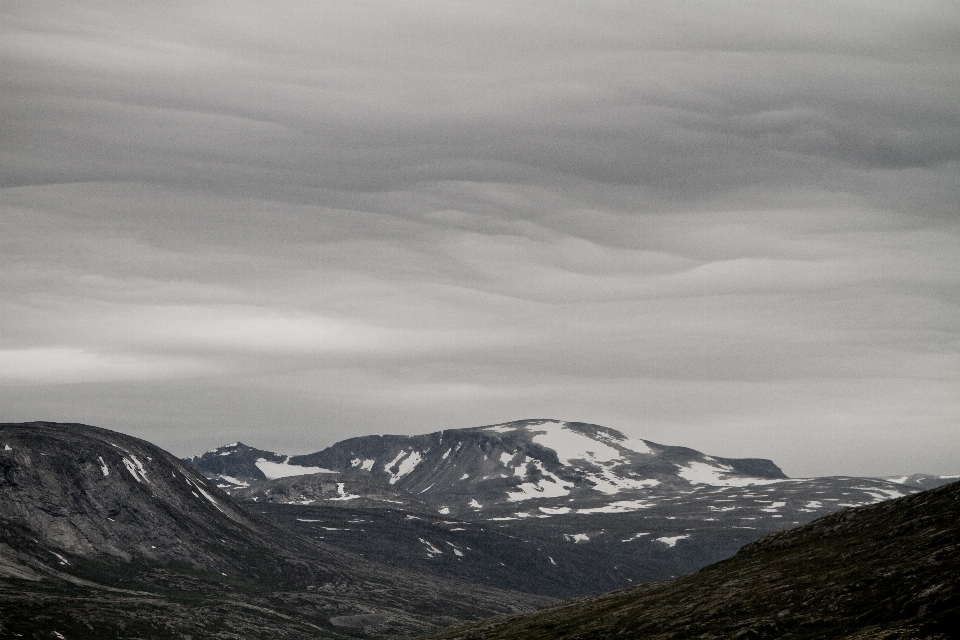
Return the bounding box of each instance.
[526,421,622,465]
[656,535,689,547]
[539,506,571,515]
[51,552,70,565]
[442,448,452,460]
[3,444,11,451]
[577,499,655,514]
[329,482,360,501]
[438,506,450,515]
[506,458,574,501]
[469,499,482,509]
[350,458,376,471]
[622,533,650,542]
[385,450,423,484]
[484,424,517,433]
[122,457,148,483]
[854,486,906,502]
[97,456,109,476]
[564,533,590,543]
[219,475,249,487]
[255,458,335,480]
[617,437,653,455]
[499,452,514,465]
[582,468,660,494]
[459,473,469,480]
[676,461,785,487]
[419,538,443,557]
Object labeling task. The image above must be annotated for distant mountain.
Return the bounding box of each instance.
[186,419,935,598]
[427,479,960,640]
[0,422,550,638]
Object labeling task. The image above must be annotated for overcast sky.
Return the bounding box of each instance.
[2,1,958,476]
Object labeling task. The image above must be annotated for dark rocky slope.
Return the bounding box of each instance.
[0,422,550,638]
[427,480,960,640]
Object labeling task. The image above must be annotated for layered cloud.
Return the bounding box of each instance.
[2,1,958,475]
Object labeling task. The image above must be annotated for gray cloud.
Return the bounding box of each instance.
[2,1,959,476]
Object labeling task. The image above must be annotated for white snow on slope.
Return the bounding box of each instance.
[386,451,423,484]
[350,458,375,471]
[507,458,574,501]
[256,458,335,480]
[97,455,109,476]
[577,499,655,514]
[539,506,571,515]
[499,452,514,465]
[484,424,517,433]
[677,461,786,487]
[3,444,11,451]
[622,533,650,542]
[469,499,482,509]
[526,421,622,465]
[656,535,689,547]
[853,486,906,502]
[329,482,360,501]
[584,468,660,494]
[419,538,443,557]
[219,475,249,487]
[187,477,226,513]
[122,456,149,483]
[564,533,590,543]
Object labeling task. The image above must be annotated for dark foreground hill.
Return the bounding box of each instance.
[426,480,960,640]
[0,422,550,638]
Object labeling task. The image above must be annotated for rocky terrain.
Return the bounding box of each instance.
[0,422,550,638]
[3,419,955,638]
[188,419,951,598]
[427,479,960,639]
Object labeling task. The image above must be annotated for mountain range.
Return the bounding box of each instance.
[2,419,956,638]
[186,419,955,598]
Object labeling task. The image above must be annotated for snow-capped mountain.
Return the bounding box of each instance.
[185,419,951,597]
[190,419,917,519]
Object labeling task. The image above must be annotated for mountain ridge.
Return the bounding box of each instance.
[184,419,950,599]
[0,421,551,637]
